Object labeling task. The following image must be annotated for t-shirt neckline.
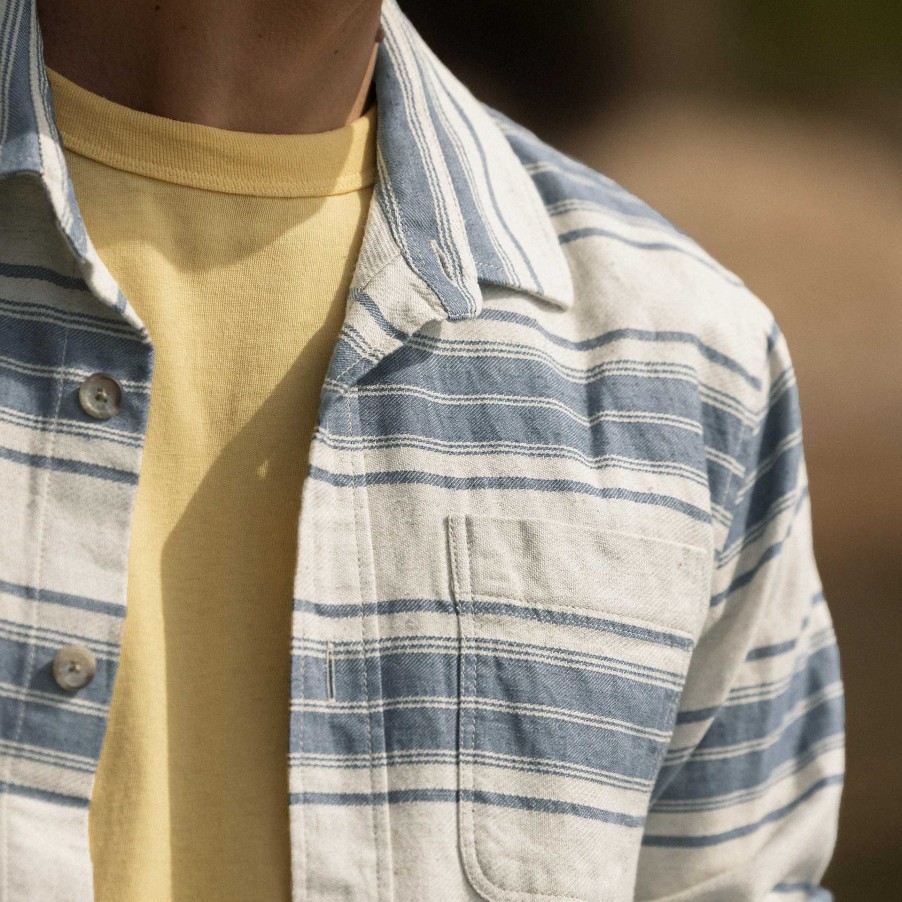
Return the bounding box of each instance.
[47,66,378,198]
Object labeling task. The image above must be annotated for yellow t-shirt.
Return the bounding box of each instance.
[48,68,376,902]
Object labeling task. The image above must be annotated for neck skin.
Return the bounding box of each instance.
[36,0,384,134]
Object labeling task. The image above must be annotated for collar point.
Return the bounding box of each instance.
[532,271,576,311]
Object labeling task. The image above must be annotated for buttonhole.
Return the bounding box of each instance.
[325,641,336,702]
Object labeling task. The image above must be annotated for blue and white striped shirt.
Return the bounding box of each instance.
[0,0,844,899]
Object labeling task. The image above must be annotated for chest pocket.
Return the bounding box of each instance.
[446,513,709,902]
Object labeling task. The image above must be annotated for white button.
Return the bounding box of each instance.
[52,645,97,692]
[79,373,123,420]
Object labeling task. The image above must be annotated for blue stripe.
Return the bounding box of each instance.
[0,405,144,448]
[317,431,714,492]
[321,332,373,391]
[642,775,843,848]
[717,488,805,569]
[652,736,843,815]
[0,366,149,439]
[0,678,112,763]
[472,704,670,784]
[291,748,651,792]
[714,479,809,611]
[495,111,692,245]
[521,163,678,233]
[0,313,150,372]
[0,295,139,341]
[294,638,683,781]
[332,338,745,504]
[297,646,681,727]
[559,227,744,287]
[766,320,782,355]
[670,643,840,753]
[296,596,454,618]
[299,633,685,683]
[0,314,153,414]
[711,532,795,607]
[355,290,410,342]
[747,637,800,662]
[0,631,115,672]
[342,388,716,479]
[658,690,843,803]
[472,789,644,827]
[291,787,645,827]
[0,372,151,444]
[721,379,803,540]
[403,330,754,412]
[675,705,720,725]
[0,443,139,484]
[296,708,676,778]
[470,598,693,650]
[478,309,761,389]
[308,465,712,523]
[0,262,88,292]
[0,739,94,773]
[2,780,89,809]
[0,577,125,616]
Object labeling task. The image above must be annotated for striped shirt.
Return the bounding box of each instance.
[0,0,844,899]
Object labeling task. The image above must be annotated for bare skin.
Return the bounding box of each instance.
[36,0,384,133]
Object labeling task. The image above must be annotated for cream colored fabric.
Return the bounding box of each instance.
[48,66,376,902]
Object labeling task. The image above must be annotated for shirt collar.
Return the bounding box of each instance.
[0,0,574,319]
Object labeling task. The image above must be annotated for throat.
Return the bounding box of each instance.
[36,0,384,134]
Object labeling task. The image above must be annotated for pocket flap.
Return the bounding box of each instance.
[461,514,711,638]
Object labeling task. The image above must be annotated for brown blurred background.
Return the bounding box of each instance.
[405,1,902,897]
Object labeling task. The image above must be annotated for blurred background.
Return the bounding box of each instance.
[405,1,902,897]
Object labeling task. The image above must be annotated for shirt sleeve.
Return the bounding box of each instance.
[634,320,845,901]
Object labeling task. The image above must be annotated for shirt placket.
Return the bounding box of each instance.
[289,244,450,901]
[0,207,154,899]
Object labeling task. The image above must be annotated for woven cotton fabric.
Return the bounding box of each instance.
[0,1,843,899]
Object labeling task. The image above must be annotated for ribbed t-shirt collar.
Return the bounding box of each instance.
[47,66,377,198]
